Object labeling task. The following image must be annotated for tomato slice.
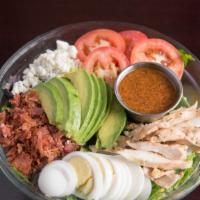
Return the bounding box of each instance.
[120,30,148,58]
[130,38,184,79]
[83,46,129,84]
[75,29,126,61]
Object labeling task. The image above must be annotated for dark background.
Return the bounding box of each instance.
[0,0,200,199]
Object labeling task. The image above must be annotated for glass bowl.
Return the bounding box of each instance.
[0,21,200,200]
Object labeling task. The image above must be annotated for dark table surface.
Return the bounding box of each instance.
[1,0,200,199]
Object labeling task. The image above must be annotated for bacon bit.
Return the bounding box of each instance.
[0,123,12,138]
[10,94,21,107]
[0,91,80,177]
[64,140,79,153]
[0,111,6,123]
[11,152,33,176]
[29,107,44,117]
[32,127,60,162]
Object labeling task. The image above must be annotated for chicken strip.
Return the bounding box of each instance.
[127,141,188,160]
[150,127,200,149]
[150,168,176,179]
[126,104,198,141]
[154,173,183,189]
[117,149,192,170]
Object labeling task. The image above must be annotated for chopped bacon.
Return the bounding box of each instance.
[64,140,79,153]
[0,91,80,177]
[0,123,12,138]
[0,111,6,123]
[10,94,20,107]
[11,152,33,176]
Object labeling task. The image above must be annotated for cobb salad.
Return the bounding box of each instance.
[0,28,198,200]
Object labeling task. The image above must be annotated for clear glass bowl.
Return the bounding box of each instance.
[0,21,200,200]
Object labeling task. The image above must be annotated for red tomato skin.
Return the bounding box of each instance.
[83,46,129,73]
[130,38,184,79]
[75,29,126,61]
[120,30,148,58]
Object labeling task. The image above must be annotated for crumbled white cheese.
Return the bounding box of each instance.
[12,40,80,95]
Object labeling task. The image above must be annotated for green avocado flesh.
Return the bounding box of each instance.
[66,70,96,141]
[34,69,126,147]
[34,84,57,124]
[96,96,127,149]
[78,76,107,144]
[44,82,64,125]
[48,77,81,135]
[34,83,56,124]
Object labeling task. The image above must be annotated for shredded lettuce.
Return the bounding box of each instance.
[0,102,11,112]
[177,96,190,108]
[65,195,79,200]
[149,153,198,200]
[179,49,195,67]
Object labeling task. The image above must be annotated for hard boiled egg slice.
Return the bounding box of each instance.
[136,177,152,200]
[125,162,145,200]
[118,161,133,200]
[103,157,125,200]
[38,160,77,197]
[63,151,103,200]
[89,153,114,198]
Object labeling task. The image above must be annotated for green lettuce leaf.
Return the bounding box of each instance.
[65,195,79,200]
[0,102,11,112]
[11,167,31,184]
[179,49,195,67]
[177,96,190,108]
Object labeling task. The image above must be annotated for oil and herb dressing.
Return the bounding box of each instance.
[119,67,177,114]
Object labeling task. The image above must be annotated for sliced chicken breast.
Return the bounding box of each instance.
[127,141,188,160]
[149,168,176,180]
[126,104,199,141]
[150,127,200,148]
[117,149,192,170]
[154,172,183,189]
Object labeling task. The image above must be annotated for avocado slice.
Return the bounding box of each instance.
[66,70,96,142]
[99,83,113,125]
[96,96,127,149]
[34,84,56,124]
[77,75,104,144]
[48,77,81,135]
[44,81,64,125]
[81,78,108,143]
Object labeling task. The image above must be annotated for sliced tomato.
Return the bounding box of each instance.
[83,46,129,84]
[120,30,148,58]
[130,38,184,79]
[75,29,126,61]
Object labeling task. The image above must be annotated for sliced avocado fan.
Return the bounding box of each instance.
[48,77,81,135]
[34,77,81,137]
[96,96,127,149]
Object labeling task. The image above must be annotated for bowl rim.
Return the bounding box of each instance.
[0,21,200,200]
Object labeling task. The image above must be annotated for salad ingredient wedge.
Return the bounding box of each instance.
[97,96,127,148]
[38,160,77,197]
[44,82,64,125]
[34,84,56,124]
[137,177,152,200]
[77,75,102,143]
[48,77,81,133]
[88,153,114,198]
[84,46,129,84]
[63,152,104,200]
[120,30,148,58]
[81,78,108,143]
[130,38,184,78]
[75,29,126,61]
